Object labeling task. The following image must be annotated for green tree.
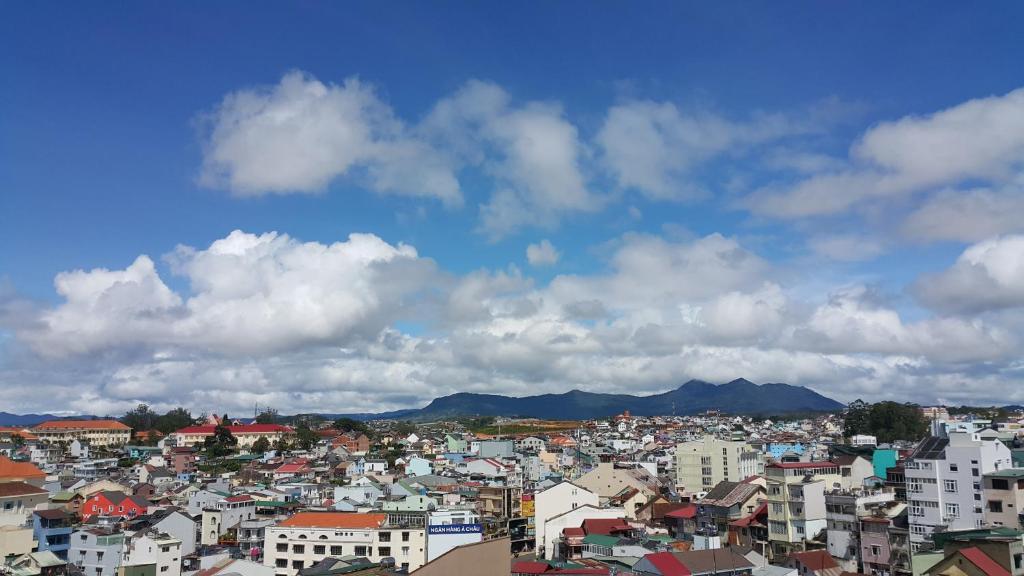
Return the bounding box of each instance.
[251,436,271,455]
[295,423,319,451]
[255,409,279,425]
[203,424,238,458]
[274,438,291,453]
[121,404,158,433]
[332,418,371,436]
[393,421,417,437]
[10,434,24,448]
[844,400,928,443]
[155,408,193,435]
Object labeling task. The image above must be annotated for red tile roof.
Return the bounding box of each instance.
[0,481,48,497]
[33,419,129,431]
[644,552,692,576]
[175,424,293,434]
[581,518,632,535]
[665,505,697,519]
[278,512,386,529]
[0,456,45,480]
[790,549,839,571]
[960,547,1010,576]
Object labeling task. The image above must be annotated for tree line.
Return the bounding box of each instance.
[843,400,929,443]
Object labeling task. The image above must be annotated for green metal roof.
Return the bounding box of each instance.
[931,526,1024,548]
[582,534,620,547]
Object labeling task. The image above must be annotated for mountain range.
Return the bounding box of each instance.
[0,379,844,426]
[325,378,845,421]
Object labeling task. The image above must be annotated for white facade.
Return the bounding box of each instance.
[426,509,482,562]
[123,532,182,576]
[533,482,599,558]
[905,433,1013,550]
[263,514,426,575]
[541,505,626,561]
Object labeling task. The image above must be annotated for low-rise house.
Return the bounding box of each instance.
[82,491,150,521]
[33,509,73,560]
[781,549,841,576]
[634,548,756,575]
[70,527,126,576]
[697,480,766,536]
[984,469,1024,530]
[122,530,183,576]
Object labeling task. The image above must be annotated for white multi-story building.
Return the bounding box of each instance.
[122,531,182,576]
[426,509,482,562]
[70,528,125,576]
[263,512,426,575]
[824,489,896,572]
[534,482,599,558]
[201,495,257,545]
[675,436,763,495]
[905,432,1013,551]
[31,421,131,447]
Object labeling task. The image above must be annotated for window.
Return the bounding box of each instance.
[870,545,882,556]
[911,525,928,535]
[992,479,1010,490]
[276,544,287,552]
[275,559,287,568]
[945,503,960,519]
[949,463,958,472]
[292,545,304,553]
[291,561,303,570]
[313,545,325,555]
[160,567,168,573]
[401,546,409,556]
[378,547,391,557]
[354,546,367,556]
[972,468,980,477]
[944,480,957,492]
[401,532,409,542]
[379,532,391,542]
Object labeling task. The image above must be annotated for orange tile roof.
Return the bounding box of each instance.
[33,419,130,431]
[0,455,45,480]
[0,427,38,440]
[279,512,387,529]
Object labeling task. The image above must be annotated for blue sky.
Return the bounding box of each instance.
[3,3,1024,414]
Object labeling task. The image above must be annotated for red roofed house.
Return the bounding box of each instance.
[172,424,293,448]
[666,504,698,540]
[634,548,755,576]
[728,502,769,558]
[81,491,149,520]
[783,549,842,576]
[0,456,46,487]
[31,420,130,447]
[926,546,1012,576]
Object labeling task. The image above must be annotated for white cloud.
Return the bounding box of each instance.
[425,80,601,238]
[24,230,437,357]
[526,239,560,266]
[914,235,1024,314]
[746,87,1024,218]
[200,71,461,204]
[597,100,822,201]
[9,228,1024,414]
[902,185,1024,242]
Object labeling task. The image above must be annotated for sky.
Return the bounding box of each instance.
[3,2,1024,416]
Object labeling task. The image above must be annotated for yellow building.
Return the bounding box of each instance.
[31,420,131,447]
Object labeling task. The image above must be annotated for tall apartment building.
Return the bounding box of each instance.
[675,436,763,495]
[263,512,426,575]
[765,461,841,556]
[31,420,131,447]
[905,433,1013,551]
[824,489,897,572]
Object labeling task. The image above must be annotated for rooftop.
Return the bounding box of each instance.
[278,512,387,529]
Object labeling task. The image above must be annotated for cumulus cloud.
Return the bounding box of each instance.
[23,230,437,357]
[8,228,1024,414]
[914,235,1024,314]
[745,87,1024,219]
[200,71,461,204]
[526,239,560,266]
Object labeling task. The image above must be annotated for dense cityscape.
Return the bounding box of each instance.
[0,402,1020,575]
[5,2,1024,576]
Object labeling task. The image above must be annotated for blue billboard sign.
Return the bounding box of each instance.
[428,523,483,535]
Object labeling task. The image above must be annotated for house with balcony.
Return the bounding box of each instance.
[824,488,897,572]
[765,461,841,556]
[33,509,72,560]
